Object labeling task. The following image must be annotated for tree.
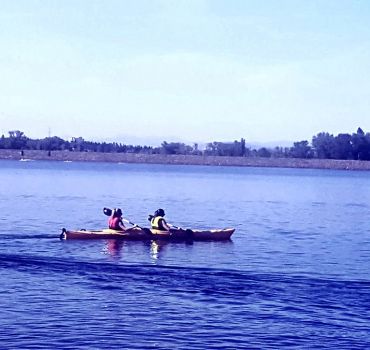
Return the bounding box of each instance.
[351,128,370,160]
[332,133,352,159]
[240,138,246,156]
[257,147,271,158]
[312,132,336,159]
[289,140,313,159]
[271,146,289,158]
[191,143,202,155]
[161,141,192,155]
[204,139,246,156]
[8,130,24,138]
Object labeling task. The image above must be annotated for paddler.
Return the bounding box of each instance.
[108,208,126,231]
[148,208,171,231]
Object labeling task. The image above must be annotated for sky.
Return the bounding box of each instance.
[1,0,370,146]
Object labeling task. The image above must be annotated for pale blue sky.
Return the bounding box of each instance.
[1,0,370,145]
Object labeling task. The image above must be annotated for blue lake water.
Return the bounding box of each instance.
[0,159,370,349]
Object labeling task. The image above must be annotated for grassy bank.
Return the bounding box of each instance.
[1,149,370,171]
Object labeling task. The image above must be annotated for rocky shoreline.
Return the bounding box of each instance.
[1,149,370,171]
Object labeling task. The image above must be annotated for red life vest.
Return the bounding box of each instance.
[108,217,123,230]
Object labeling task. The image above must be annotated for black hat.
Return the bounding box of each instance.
[154,208,165,217]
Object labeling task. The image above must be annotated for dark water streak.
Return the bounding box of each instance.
[1,252,370,349]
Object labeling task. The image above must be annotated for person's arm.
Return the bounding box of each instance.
[119,219,126,231]
[161,219,171,231]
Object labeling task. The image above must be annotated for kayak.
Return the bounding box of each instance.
[60,227,235,241]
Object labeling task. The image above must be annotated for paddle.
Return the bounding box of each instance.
[103,207,152,236]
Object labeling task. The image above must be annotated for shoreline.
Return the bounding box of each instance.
[1,149,370,171]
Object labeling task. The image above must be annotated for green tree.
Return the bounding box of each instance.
[257,147,271,158]
[161,141,192,155]
[312,132,336,159]
[332,133,353,159]
[351,128,370,160]
[290,140,313,159]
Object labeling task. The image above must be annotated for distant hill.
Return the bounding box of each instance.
[98,135,294,150]
[247,140,294,149]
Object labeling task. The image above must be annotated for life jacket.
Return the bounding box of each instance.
[151,216,167,231]
[109,217,123,230]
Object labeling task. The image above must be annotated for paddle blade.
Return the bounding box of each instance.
[103,207,112,216]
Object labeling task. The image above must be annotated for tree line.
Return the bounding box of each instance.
[1,128,370,160]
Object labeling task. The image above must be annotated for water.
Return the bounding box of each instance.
[1,159,370,349]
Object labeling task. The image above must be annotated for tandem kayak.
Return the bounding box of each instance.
[60,227,235,241]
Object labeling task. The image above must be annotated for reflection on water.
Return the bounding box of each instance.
[103,239,174,262]
[103,240,125,259]
[102,239,171,262]
[150,240,159,261]
[149,240,172,262]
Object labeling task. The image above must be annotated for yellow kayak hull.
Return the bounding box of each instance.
[60,227,235,241]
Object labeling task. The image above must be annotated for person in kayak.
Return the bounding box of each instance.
[149,208,171,231]
[108,208,126,231]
